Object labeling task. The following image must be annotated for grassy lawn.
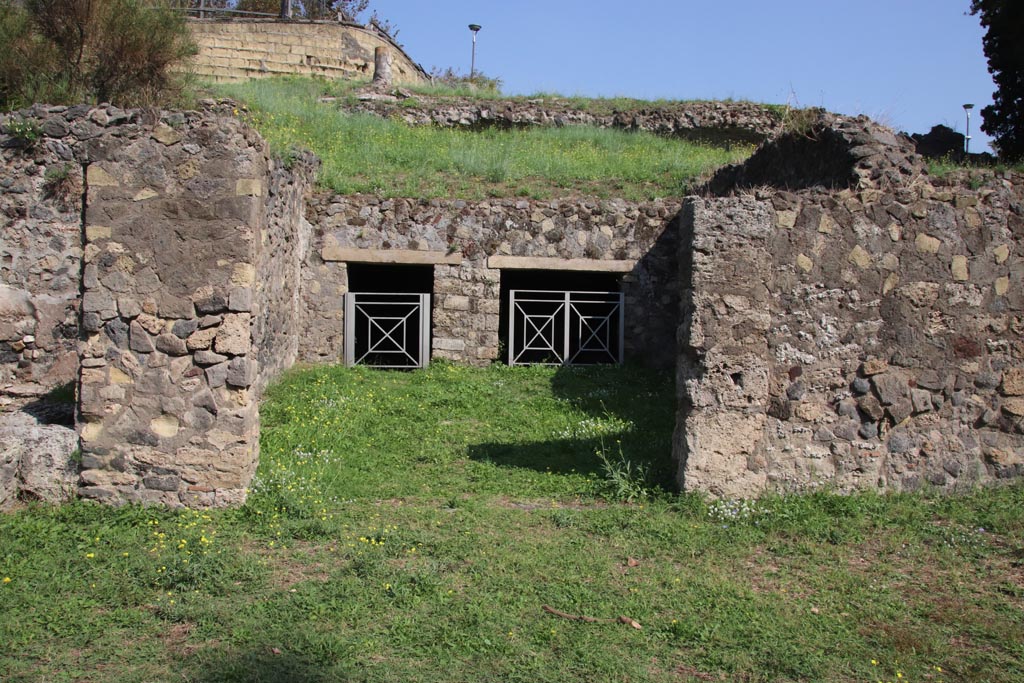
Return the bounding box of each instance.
[2,364,1023,682]
[210,78,753,201]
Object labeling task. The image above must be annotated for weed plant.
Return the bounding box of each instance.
[212,77,753,200]
[1,365,1023,682]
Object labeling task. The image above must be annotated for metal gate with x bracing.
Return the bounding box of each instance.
[508,289,624,366]
[344,293,431,369]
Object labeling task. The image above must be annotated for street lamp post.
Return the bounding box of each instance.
[963,103,974,156]
[468,24,481,83]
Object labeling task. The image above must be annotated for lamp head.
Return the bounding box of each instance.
[468,24,482,33]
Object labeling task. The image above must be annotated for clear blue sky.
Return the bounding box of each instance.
[373,0,996,150]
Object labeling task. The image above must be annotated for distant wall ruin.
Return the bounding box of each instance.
[187,19,428,85]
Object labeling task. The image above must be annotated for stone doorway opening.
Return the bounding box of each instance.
[499,269,623,366]
[344,264,434,369]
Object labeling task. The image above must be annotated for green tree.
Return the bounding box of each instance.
[0,0,195,109]
[970,0,1024,160]
[233,0,368,20]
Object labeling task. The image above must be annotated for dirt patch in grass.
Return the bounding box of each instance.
[669,661,723,681]
[490,495,609,511]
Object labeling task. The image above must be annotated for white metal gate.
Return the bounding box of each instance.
[508,290,624,366]
[344,293,431,369]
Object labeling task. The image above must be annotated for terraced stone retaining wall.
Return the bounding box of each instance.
[304,195,682,368]
[341,97,783,144]
[188,19,428,85]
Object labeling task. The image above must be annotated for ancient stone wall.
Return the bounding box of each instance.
[1,104,314,507]
[341,96,783,144]
[1,109,84,401]
[304,195,682,367]
[5,101,1021,507]
[188,18,427,85]
[675,117,1024,497]
[253,152,319,393]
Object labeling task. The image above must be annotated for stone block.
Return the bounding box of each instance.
[444,295,471,311]
[86,165,119,187]
[118,298,141,319]
[858,421,879,440]
[857,395,884,420]
[134,313,164,335]
[911,388,933,413]
[1002,368,1024,397]
[817,213,837,234]
[861,358,889,376]
[214,313,251,356]
[882,272,899,296]
[915,233,941,254]
[82,290,115,314]
[231,263,256,287]
[104,318,129,348]
[187,326,218,351]
[228,287,253,313]
[194,349,228,366]
[86,225,112,240]
[150,414,180,438]
[158,293,195,319]
[226,357,256,388]
[433,338,465,352]
[143,474,180,492]
[195,293,228,315]
[915,370,945,391]
[0,411,78,510]
[1003,398,1024,417]
[951,255,969,281]
[776,210,797,229]
[872,373,908,405]
[172,319,199,339]
[235,179,262,197]
[886,398,912,424]
[848,245,871,268]
[155,333,188,356]
[206,361,229,388]
[151,124,182,146]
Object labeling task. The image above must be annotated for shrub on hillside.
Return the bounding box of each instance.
[0,0,196,110]
[428,66,503,95]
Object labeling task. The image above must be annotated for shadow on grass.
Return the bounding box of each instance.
[191,648,350,683]
[467,364,677,490]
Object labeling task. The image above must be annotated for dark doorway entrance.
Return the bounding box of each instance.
[344,264,434,369]
[499,269,623,366]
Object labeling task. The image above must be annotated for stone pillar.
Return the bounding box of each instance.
[77,120,269,507]
[371,46,394,89]
[432,263,501,365]
[674,197,774,498]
